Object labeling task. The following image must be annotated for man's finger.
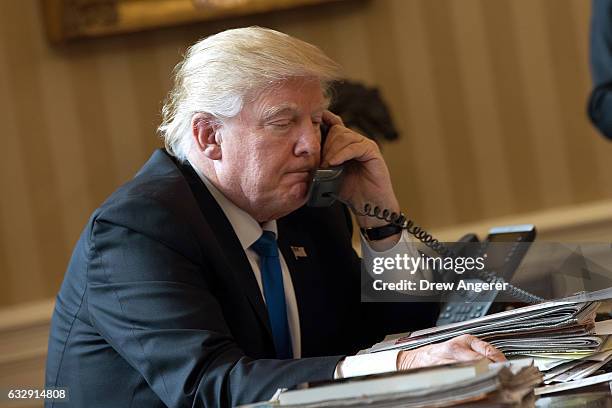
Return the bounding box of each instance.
[430,358,458,367]
[322,110,344,126]
[449,348,489,362]
[468,337,507,362]
[325,139,372,166]
[321,129,359,162]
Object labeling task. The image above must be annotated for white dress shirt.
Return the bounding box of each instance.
[192,166,419,378]
[198,174,302,359]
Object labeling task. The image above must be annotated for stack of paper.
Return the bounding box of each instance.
[368,301,601,356]
[278,359,492,405]
[239,359,542,408]
[366,287,612,396]
[520,326,612,394]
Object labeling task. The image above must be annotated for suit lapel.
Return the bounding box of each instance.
[177,160,273,341]
[277,214,322,357]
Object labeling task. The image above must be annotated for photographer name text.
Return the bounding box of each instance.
[372,279,509,293]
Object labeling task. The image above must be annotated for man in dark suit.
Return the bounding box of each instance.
[45,27,505,407]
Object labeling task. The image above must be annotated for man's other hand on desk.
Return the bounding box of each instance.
[397,334,507,370]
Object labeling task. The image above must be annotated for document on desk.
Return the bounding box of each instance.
[361,288,612,396]
[548,356,612,383]
[535,371,612,395]
[368,300,602,355]
[277,359,491,406]
[240,360,542,408]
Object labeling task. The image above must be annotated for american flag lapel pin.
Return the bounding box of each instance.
[290,246,308,259]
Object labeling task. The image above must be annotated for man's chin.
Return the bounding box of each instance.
[273,184,310,216]
[288,181,310,201]
[256,183,311,221]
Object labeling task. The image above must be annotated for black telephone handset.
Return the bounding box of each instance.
[307,122,346,207]
[306,166,345,207]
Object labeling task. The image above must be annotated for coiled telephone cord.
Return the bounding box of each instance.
[329,194,544,304]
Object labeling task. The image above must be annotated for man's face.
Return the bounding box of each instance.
[214,78,326,221]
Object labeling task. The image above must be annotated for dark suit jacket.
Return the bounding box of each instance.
[589,0,612,139]
[45,149,438,407]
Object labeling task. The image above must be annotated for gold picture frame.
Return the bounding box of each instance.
[41,0,342,43]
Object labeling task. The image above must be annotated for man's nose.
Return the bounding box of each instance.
[294,122,321,157]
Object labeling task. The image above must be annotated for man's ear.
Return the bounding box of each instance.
[191,113,222,160]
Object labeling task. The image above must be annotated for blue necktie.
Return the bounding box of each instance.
[251,231,293,359]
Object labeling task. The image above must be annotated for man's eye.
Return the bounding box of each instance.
[270,121,291,129]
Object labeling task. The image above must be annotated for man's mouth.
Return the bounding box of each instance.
[288,167,315,176]
[287,171,311,180]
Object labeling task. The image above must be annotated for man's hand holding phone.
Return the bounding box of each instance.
[320,110,402,249]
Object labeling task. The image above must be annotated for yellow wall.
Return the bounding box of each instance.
[0,0,611,307]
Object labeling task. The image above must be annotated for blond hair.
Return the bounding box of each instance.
[158,26,342,162]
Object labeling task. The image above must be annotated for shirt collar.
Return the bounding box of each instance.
[189,162,277,250]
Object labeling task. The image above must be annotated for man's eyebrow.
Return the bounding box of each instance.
[261,102,328,122]
[261,104,300,121]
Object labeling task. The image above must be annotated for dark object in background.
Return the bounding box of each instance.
[588,0,612,140]
[329,80,399,144]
